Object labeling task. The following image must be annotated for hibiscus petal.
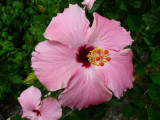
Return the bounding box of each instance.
[59,67,112,110]
[32,40,80,91]
[38,98,62,120]
[18,86,41,119]
[44,4,90,51]
[95,49,134,99]
[87,13,133,50]
[82,0,96,10]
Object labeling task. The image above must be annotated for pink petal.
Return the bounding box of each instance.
[95,49,134,99]
[59,67,112,110]
[87,13,133,50]
[38,98,62,120]
[32,40,80,91]
[82,0,96,10]
[44,4,90,51]
[18,86,41,119]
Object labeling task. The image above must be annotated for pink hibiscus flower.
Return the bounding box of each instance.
[18,86,62,120]
[32,4,134,110]
[82,0,96,10]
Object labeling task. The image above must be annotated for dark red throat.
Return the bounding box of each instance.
[76,45,94,68]
[33,109,41,116]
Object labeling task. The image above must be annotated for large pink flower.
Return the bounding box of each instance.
[32,4,134,110]
[82,0,96,10]
[18,86,62,120]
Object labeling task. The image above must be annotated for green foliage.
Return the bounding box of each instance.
[127,15,142,33]
[122,103,138,118]
[0,0,160,119]
[1,13,12,26]
[150,73,160,85]
[151,46,160,63]
[24,73,38,84]
[88,0,103,13]
[149,84,160,104]
[105,96,122,106]
[14,114,27,120]
[62,104,107,120]
[148,107,160,120]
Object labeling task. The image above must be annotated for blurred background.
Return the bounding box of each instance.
[0,0,160,120]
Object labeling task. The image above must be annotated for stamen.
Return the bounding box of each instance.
[97,49,101,54]
[107,57,111,61]
[104,50,109,54]
[96,57,100,61]
[100,62,104,66]
[88,47,111,66]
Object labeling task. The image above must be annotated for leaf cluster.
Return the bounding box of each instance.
[0,0,160,120]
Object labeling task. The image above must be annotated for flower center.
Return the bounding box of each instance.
[32,109,41,116]
[76,45,94,68]
[88,47,111,66]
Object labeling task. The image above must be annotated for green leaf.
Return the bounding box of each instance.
[24,73,38,84]
[68,0,76,4]
[30,23,46,42]
[47,0,57,17]
[148,84,160,103]
[12,1,24,10]
[133,43,144,56]
[1,32,8,38]
[128,0,142,9]
[107,12,120,20]
[142,11,160,34]
[151,22,160,34]
[142,11,160,26]
[151,46,160,64]
[1,13,12,26]
[35,23,46,42]
[150,73,160,85]
[63,116,81,120]
[7,73,23,84]
[122,103,138,118]
[119,1,127,11]
[35,0,46,7]
[132,99,145,108]
[105,97,122,106]
[75,0,83,7]
[135,64,145,75]
[148,107,160,120]
[151,0,160,10]
[31,15,48,25]
[133,83,144,96]
[127,15,142,33]
[14,114,28,120]
[89,0,103,13]
[0,76,7,99]
[0,21,2,29]
[0,56,8,73]
[138,109,148,120]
